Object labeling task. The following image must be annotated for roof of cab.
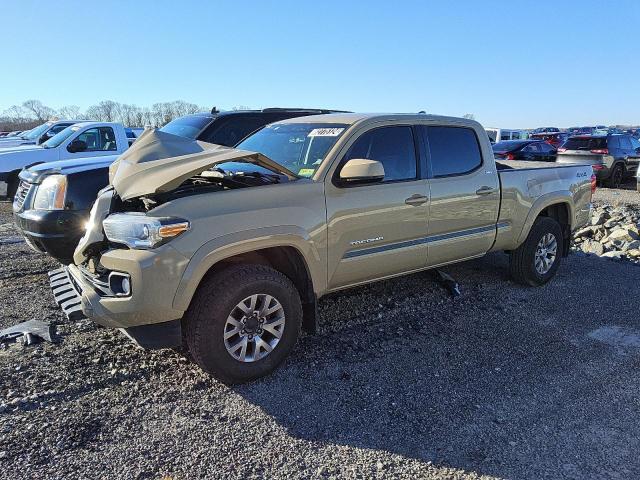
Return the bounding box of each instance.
[273,112,481,128]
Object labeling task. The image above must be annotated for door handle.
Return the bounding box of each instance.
[476,186,497,195]
[404,194,428,206]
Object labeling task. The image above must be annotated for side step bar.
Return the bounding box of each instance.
[48,267,86,320]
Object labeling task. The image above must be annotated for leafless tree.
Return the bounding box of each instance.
[22,99,56,121]
[58,105,84,120]
[1,99,209,130]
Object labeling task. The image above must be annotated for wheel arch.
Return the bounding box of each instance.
[173,230,323,334]
[516,194,574,255]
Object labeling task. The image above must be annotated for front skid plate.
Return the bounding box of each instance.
[48,267,86,320]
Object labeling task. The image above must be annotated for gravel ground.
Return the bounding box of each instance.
[1,190,640,480]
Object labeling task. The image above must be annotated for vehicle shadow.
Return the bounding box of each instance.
[232,253,640,478]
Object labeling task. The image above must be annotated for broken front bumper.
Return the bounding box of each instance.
[49,265,183,349]
[49,267,85,320]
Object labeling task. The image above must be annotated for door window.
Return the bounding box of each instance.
[342,126,417,182]
[425,126,483,177]
[522,143,540,153]
[76,127,117,151]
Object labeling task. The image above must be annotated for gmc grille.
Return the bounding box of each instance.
[12,180,32,210]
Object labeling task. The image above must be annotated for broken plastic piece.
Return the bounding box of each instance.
[432,269,461,297]
[0,320,57,346]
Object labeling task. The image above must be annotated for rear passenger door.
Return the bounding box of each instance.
[421,125,500,267]
[325,125,429,289]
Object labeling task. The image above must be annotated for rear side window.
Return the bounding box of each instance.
[608,136,620,149]
[563,137,607,150]
[425,126,482,177]
[343,126,417,182]
[202,116,270,146]
[619,136,632,150]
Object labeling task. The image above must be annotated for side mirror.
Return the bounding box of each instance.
[67,139,87,153]
[37,131,54,145]
[339,159,385,184]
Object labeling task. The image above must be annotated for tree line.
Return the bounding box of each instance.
[0,99,211,132]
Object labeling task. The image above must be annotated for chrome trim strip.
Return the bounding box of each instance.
[343,222,510,259]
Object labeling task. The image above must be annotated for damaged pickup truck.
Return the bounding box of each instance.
[51,114,593,383]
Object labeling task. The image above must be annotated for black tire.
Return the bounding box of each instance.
[6,176,18,201]
[509,217,563,287]
[607,164,624,188]
[185,264,302,384]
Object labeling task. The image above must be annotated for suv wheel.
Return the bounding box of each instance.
[509,217,563,286]
[6,176,18,201]
[607,164,624,188]
[185,264,302,384]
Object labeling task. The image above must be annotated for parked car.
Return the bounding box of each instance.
[13,108,344,263]
[485,128,528,143]
[531,127,560,134]
[556,134,640,187]
[0,120,80,148]
[1,122,136,200]
[529,132,569,148]
[48,113,593,383]
[493,140,557,161]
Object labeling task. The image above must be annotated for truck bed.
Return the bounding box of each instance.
[491,160,593,252]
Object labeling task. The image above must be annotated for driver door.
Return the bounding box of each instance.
[325,125,429,290]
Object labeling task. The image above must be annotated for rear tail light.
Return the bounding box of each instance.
[590,148,608,154]
[590,174,597,194]
[592,164,605,171]
[506,153,515,160]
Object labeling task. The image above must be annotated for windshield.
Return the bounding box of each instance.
[160,115,213,139]
[42,125,81,148]
[23,123,52,140]
[236,123,348,177]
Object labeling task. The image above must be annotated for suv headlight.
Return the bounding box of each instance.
[33,175,67,210]
[102,213,190,249]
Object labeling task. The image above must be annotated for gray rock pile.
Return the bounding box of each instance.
[572,204,640,264]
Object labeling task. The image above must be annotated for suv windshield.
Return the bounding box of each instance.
[563,137,607,151]
[160,115,213,139]
[42,125,81,148]
[236,123,348,177]
[23,123,51,140]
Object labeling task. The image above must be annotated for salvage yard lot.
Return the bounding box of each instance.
[1,189,639,480]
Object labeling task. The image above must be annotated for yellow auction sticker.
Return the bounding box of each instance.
[298,168,315,177]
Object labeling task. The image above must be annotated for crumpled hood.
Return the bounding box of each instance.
[109,129,297,201]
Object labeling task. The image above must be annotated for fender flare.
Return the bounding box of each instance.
[515,192,574,246]
[172,225,324,312]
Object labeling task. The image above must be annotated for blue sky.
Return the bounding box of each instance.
[1,0,639,128]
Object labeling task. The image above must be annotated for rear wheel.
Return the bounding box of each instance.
[607,164,624,188]
[185,264,302,384]
[509,217,563,286]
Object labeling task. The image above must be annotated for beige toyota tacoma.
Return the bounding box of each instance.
[50,114,593,383]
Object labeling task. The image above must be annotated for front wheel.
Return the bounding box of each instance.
[185,264,302,384]
[5,175,18,201]
[509,217,563,286]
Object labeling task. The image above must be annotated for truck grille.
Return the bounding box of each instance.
[12,181,32,210]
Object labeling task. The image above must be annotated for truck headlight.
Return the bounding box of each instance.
[33,175,67,210]
[102,212,189,249]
